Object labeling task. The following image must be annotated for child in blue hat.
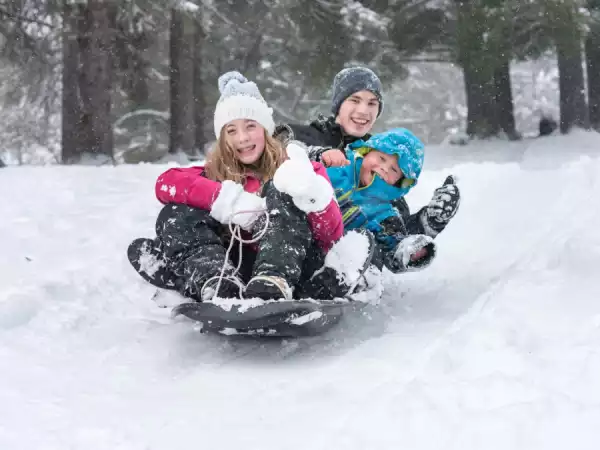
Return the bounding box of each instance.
[325,128,459,274]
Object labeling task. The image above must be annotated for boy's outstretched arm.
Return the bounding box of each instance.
[367,215,435,274]
[391,197,424,235]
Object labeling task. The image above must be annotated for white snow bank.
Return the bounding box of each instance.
[2,131,600,449]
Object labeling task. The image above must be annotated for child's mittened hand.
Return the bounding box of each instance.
[288,175,334,213]
[210,180,245,224]
[426,175,460,227]
[321,149,349,167]
[275,141,314,197]
[284,141,313,167]
[210,180,266,231]
[274,142,334,213]
[229,192,267,231]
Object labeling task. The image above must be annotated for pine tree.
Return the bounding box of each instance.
[586,0,600,129]
[61,0,116,164]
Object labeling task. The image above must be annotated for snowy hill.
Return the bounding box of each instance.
[1,131,600,449]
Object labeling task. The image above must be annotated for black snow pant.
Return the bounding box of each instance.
[154,181,353,300]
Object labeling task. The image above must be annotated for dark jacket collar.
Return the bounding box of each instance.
[310,114,372,150]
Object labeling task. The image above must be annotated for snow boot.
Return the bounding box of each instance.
[127,237,181,291]
[244,275,293,301]
[200,274,246,301]
[299,229,379,300]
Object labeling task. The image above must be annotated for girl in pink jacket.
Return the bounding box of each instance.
[127,71,344,302]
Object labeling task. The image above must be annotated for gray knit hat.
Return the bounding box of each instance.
[331,67,384,117]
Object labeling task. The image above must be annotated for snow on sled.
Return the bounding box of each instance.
[171,297,359,337]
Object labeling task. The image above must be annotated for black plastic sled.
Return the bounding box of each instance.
[171,298,357,337]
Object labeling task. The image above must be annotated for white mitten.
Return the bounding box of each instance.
[393,234,436,271]
[210,180,266,230]
[273,141,334,213]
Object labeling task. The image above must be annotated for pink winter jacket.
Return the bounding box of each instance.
[155,163,343,251]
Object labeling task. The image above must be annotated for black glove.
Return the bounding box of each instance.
[423,175,460,235]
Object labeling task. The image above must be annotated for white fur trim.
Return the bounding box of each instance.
[213,95,275,137]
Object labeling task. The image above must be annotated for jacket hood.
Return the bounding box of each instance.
[325,128,425,231]
[347,127,424,186]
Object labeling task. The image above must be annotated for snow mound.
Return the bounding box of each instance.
[2,132,600,449]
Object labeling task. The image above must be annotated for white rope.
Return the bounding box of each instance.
[210,207,270,300]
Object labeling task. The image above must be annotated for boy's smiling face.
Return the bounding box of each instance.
[335,90,380,137]
[359,150,403,187]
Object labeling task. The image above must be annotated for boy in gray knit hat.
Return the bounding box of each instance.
[278,66,460,266]
[331,67,384,119]
[281,66,383,167]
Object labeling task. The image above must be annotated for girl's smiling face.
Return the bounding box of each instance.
[224,119,266,165]
[359,150,403,186]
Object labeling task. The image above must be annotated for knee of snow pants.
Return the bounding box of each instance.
[153,204,243,295]
[155,204,224,259]
[252,181,313,286]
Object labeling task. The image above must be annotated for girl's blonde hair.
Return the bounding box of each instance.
[204,128,286,183]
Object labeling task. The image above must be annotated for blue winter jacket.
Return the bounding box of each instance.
[326,128,425,239]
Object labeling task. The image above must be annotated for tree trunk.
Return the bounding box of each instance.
[455,0,500,138]
[169,8,195,155]
[193,18,207,154]
[547,0,590,134]
[61,2,83,163]
[116,12,150,108]
[557,41,589,133]
[586,30,600,130]
[462,63,500,138]
[62,0,114,164]
[493,59,520,140]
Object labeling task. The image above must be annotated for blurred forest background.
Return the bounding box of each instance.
[0,0,599,166]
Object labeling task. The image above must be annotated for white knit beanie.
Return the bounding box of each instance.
[213,71,275,138]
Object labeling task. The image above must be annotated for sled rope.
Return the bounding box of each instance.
[211,208,270,300]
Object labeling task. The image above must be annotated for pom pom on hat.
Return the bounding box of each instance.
[218,71,248,93]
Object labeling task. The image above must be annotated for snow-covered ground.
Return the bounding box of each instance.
[2,131,600,449]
